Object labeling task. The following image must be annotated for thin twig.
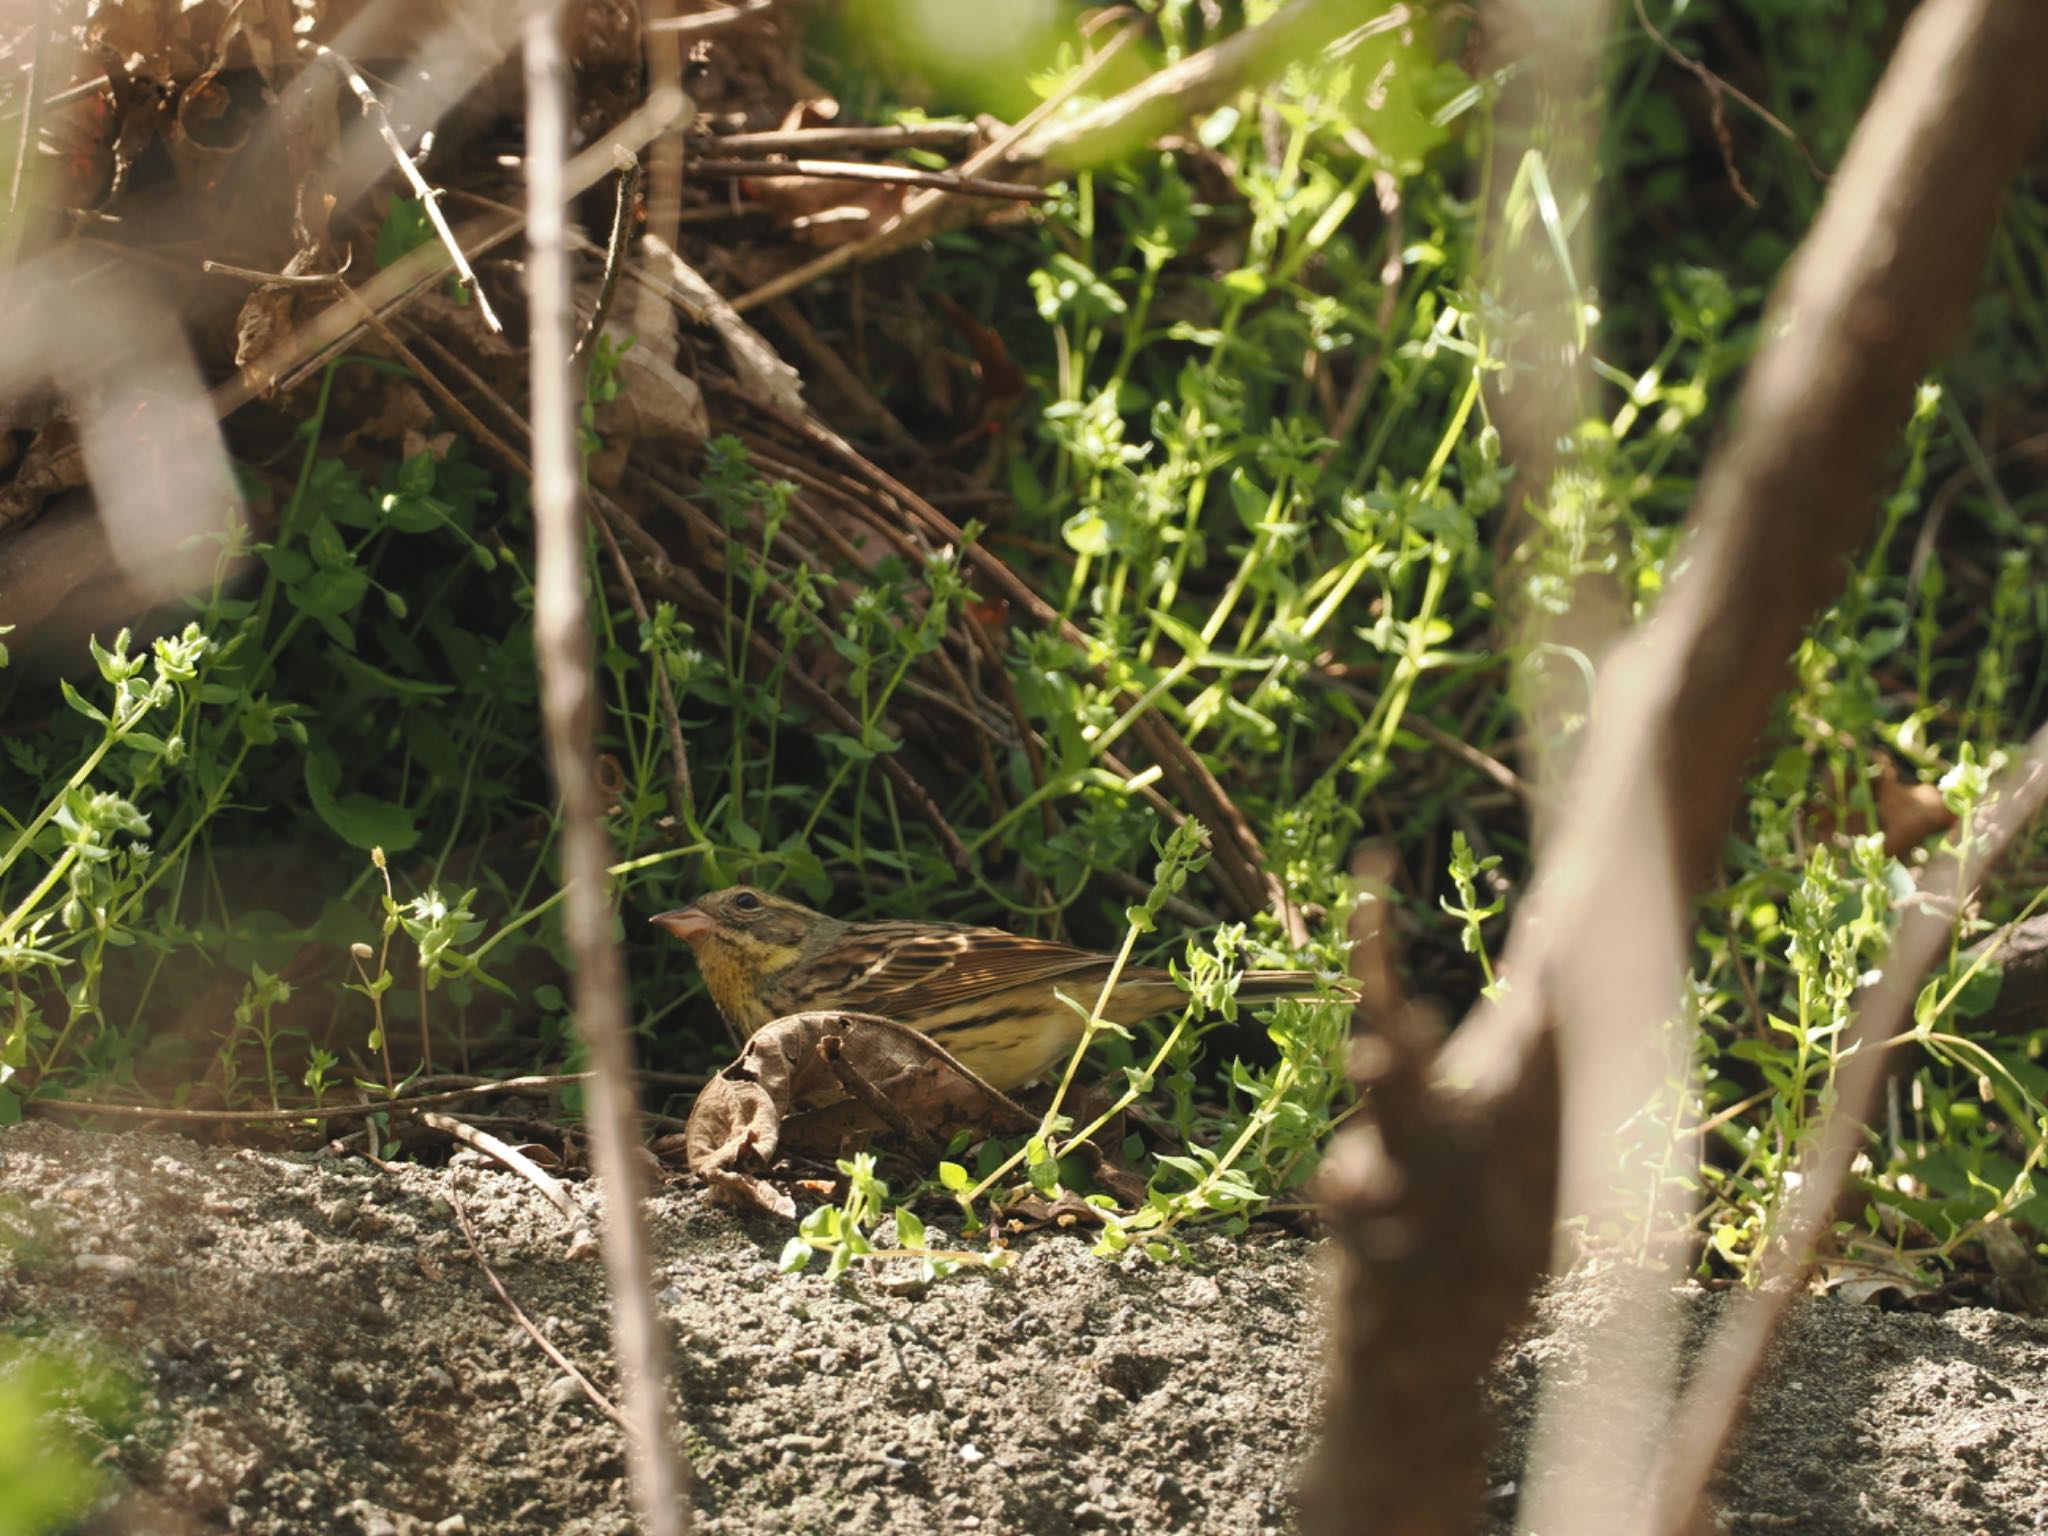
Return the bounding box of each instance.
[645,0,775,33]
[1653,739,2048,1529]
[343,289,529,471]
[202,253,356,287]
[29,1073,603,1124]
[571,154,643,373]
[424,1110,599,1258]
[311,45,505,334]
[213,86,689,417]
[523,1,690,1528]
[643,233,804,411]
[391,325,698,824]
[692,158,1048,199]
[1631,0,1827,190]
[1389,695,1527,798]
[0,70,96,123]
[717,377,1274,914]
[696,122,979,155]
[449,1185,631,1430]
[728,20,1146,313]
[764,296,921,452]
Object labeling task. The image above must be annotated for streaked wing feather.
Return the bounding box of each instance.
[842,926,1133,1015]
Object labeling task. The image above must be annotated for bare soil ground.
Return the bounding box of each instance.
[4,1122,2047,1535]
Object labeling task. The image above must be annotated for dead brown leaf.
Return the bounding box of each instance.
[683,1010,1035,1217]
[1873,756,1956,856]
[0,419,89,533]
[1806,751,1958,857]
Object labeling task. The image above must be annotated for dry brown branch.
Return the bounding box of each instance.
[691,158,1049,199]
[571,153,644,373]
[311,44,505,334]
[1307,2,2048,1532]
[644,234,805,411]
[1650,727,2048,1533]
[423,1110,600,1258]
[202,253,356,287]
[28,1072,606,1124]
[449,1185,631,1431]
[523,1,691,1530]
[1629,0,1826,195]
[214,85,689,415]
[388,319,701,827]
[763,297,922,453]
[640,0,688,347]
[697,122,980,155]
[727,21,1146,313]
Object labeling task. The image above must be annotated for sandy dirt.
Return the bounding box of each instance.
[3,1122,2047,1534]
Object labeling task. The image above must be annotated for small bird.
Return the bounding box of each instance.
[651,885,1346,1092]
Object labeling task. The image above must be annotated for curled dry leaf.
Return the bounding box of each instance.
[1873,756,1956,857]
[1000,1188,1111,1233]
[1807,751,1957,857]
[0,419,88,534]
[682,1010,1035,1218]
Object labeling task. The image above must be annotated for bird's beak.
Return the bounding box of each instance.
[650,905,713,945]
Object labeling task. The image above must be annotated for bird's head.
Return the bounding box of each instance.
[650,886,826,1020]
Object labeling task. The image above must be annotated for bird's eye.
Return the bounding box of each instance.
[732,891,763,915]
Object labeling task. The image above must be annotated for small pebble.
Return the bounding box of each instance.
[958,1443,985,1466]
[542,1376,582,1409]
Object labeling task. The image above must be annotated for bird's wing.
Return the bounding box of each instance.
[838,926,1120,1015]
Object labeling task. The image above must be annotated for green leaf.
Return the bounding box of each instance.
[396,453,436,497]
[938,1161,970,1193]
[1227,468,1268,532]
[306,516,350,570]
[59,681,106,726]
[374,196,434,268]
[290,566,369,619]
[328,648,455,702]
[304,751,421,853]
[817,732,874,763]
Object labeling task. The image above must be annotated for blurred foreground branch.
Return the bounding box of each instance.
[1306,2,2048,1532]
[523,0,691,1531]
